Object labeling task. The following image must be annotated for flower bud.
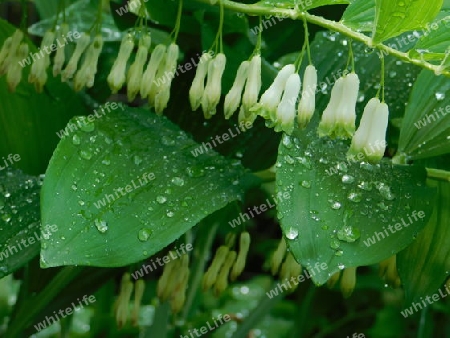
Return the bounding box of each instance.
[202,245,229,291]
[154,43,179,114]
[271,238,287,275]
[379,255,400,288]
[280,252,300,282]
[115,273,133,328]
[7,43,28,92]
[340,266,356,298]
[131,279,145,326]
[254,64,295,121]
[318,77,344,137]
[241,55,261,116]
[28,30,55,91]
[201,53,227,118]
[140,44,166,98]
[127,34,151,101]
[170,254,190,313]
[297,65,317,128]
[107,34,134,93]
[348,98,388,163]
[74,35,103,91]
[0,30,23,75]
[224,60,249,119]
[62,32,91,82]
[189,52,212,111]
[214,250,237,295]
[327,270,341,288]
[230,232,250,281]
[238,105,257,130]
[157,252,178,301]
[0,37,12,71]
[275,73,301,135]
[53,24,69,76]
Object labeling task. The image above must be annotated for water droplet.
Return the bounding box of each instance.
[186,166,205,178]
[72,134,81,145]
[331,201,342,210]
[166,211,175,217]
[347,192,362,203]
[435,92,445,101]
[133,155,143,165]
[95,219,108,233]
[71,184,78,191]
[338,263,345,270]
[171,177,185,186]
[138,228,152,242]
[301,180,311,189]
[156,196,167,204]
[285,228,298,240]
[79,149,93,160]
[337,225,360,242]
[335,250,343,256]
[341,174,354,184]
[282,134,293,149]
[357,181,372,191]
[330,238,340,249]
[284,155,295,165]
[79,118,95,132]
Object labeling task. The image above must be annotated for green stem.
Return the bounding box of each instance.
[302,17,312,65]
[172,0,184,42]
[143,302,171,338]
[426,168,450,182]
[192,0,450,77]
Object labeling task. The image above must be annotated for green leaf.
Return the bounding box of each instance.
[276,132,435,285]
[0,169,42,278]
[34,0,60,19]
[372,0,443,43]
[397,180,450,304]
[40,107,259,268]
[408,18,450,62]
[255,0,351,10]
[341,0,375,32]
[0,19,89,175]
[397,69,450,160]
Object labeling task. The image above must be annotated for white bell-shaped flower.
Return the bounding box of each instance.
[62,32,91,82]
[0,29,23,75]
[28,30,55,91]
[140,44,166,99]
[73,35,104,91]
[241,55,261,116]
[223,60,249,119]
[53,24,69,76]
[127,34,151,101]
[154,43,179,113]
[275,73,301,135]
[6,42,28,92]
[201,53,226,118]
[107,34,134,93]
[254,64,295,121]
[348,98,389,163]
[297,65,317,128]
[189,52,213,111]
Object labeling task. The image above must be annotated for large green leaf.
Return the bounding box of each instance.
[372,0,443,43]
[40,107,259,267]
[0,169,42,278]
[397,180,450,304]
[276,132,435,285]
[341,0,375,32]
[0,19,89,175]
[397,69,450,160]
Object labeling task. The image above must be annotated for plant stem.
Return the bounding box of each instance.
[426,168,450,182]
[192,0,450,77]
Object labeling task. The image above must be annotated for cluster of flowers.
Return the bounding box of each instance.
[114,274,145,327]
[0,29,28,92]
[202,232,250,295]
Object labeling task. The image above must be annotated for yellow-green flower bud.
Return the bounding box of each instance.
[238,105,257,130]
[127,34,151,101]
[348,98,388,163]
[201,53,227,118]
[147,58,166,107]
[340,266,356,298]
[157,252,178,301]
[202,245,229,291]
[189,52,212,111]
[7,43,28,92]
[62,32,91,81]
[115,273,133,328]
[327,270,341,288]
[280,252,300,282]
[275,73,301,135]
[297,65,317,128]
[131,279,145,326]
[230,232,250,281]
[254,64,295,121]
[214,250,237,295]
[107,34,134,93]
[0,37,12,71]
[0,29,23,75]
[141,44,166,98]
[224,60,249,119]
[170,254,190,313]
[53,24,69,76]
[379,255,400,288]
[271,238,287,276]
[74,35,103,91]
[241,55,261,116]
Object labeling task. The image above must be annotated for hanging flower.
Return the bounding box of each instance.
[73,35,104,91]
[53,24,69,76]
[127,34,151,101]
[189,52,213,111]
[223,60,249,119]
[201,52,227,119]
[340,266,357,298]
[154,43,179,114]
[29,30,56,92]
[297,64,317,129]
[241,54,261,116]
[348,97,389,163]
[275,73,301,135]
[140,44,166,99]
[6,43,28,92]
[107,34,134,93]
[253,64,295,122]
[61,32,91,82]
[0,29,23,75]
[230,232,250,281]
